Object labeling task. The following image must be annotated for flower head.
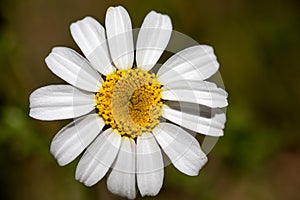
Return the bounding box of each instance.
[29,6,228,199]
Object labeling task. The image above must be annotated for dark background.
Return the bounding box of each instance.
[0,0,299,199]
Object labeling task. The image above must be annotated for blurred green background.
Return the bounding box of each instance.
[0,0,299,199]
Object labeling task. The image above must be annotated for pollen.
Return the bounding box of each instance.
[96,68,163,138]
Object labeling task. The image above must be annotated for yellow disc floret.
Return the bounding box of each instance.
[96,68,163,138]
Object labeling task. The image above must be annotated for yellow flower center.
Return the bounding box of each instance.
[96,68,163,138]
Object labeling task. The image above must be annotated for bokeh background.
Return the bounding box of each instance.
[0,0,299,199]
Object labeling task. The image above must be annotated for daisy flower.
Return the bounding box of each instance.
[29,6,228,199]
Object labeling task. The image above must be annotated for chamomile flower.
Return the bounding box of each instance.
[29,6,228,199]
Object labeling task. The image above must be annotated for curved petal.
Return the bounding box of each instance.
[161,87,228,108]
[76,129,121,186]
[152,123,207,176]
[70,17,115,75]
[136,11,172,71]
[45,47,102,92]
[157,45,219,84]
[29,85,95,120]
[137,133,164,197]
[50,113,105,166]
[105,6,134,70]
[162,105,225,136]
[107,137,136,199]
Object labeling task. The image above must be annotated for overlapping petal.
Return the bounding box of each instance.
[162,105,225,136]
[152,123,208,176]
[105,6,134,70]
[76,129,121,186]
[136,11,172,71]
[162,87,228,108]
[45,47,102,92]
[157,45,219,84]
[107,137,136,199]
[70,17,115,75]
[50,113,104,166]
[137,133,164,196]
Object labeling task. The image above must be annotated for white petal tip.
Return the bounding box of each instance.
[50,143,70,166]
[76,175,96,187]
[107,7,114,12]
[44,54,51,63]
[140,192,159,197]
[107,6,125,11]
[75,167,100,187]
[57,160,68,167]
[216,132,224,137]
[182,156,208,177]
[83,181,95,187]
[148,10,172,29]
[28,111,37,120]
[49,46,69,55]
[187,171,199,176]
[70,16,95,29]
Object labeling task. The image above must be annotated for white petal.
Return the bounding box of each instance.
[70,17,115,75]
[152,123,207,176]
[162,79,219,91]
[137,133,164,197]
[157,45,219,84]
[45,47,102,92]
[29,85,95,120]
[107,137,136,199]
[50,113,104,166]
[76,129,121,186]
[162,87,228,108]
[136,11,172,71]
[162,105,225,136]
[105,6,134,70]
